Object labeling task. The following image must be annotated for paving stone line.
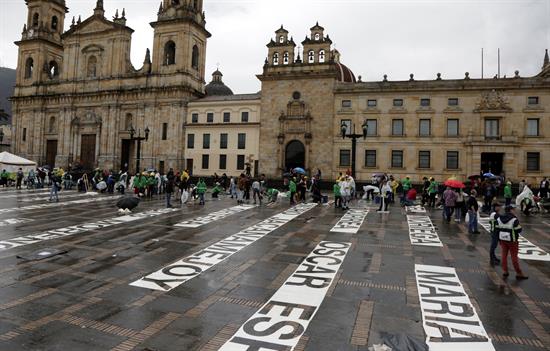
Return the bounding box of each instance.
[405,276,420,307]
[522,319,550,349]
[0,287,57,311]
[367,252,382,274]
[218,296,264,309]
[350,300,374,346]
[338,279,405,291]
[327,268,344,297]
[488,332,545,348]
[199,324,241,351]
[110,312,180,351]
[221,260,257,284]
[58,314,138,338]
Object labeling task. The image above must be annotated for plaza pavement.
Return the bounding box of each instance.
[0,187,548,350]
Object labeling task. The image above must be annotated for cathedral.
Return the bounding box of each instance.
[11,0,550,183]
[12,0,209,173]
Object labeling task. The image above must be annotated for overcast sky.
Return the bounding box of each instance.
[1,0,549,93]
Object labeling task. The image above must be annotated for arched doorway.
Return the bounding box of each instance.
[285,140,305,171]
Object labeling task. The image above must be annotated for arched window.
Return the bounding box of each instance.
[164,41,176,65]
[283,52,289,65]
[49,61,59,78]
[315,33,320,40]
[279,35,284,43]
[32,13,39,27]
[24,57,34,79]
[273,52,279,65]
[319,50,325,63]
[191,45,199,70]
[125,113,133,130]
[48,116,56,133]
[51,16,58,30]
[87,55,97,78]
[308,50,315,63]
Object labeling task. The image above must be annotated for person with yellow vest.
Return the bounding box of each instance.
[498,206,528,280]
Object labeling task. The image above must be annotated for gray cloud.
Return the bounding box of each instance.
[1,0,548,93]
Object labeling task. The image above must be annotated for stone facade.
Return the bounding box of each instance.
[11,0,209,172]
[185,92,261,177]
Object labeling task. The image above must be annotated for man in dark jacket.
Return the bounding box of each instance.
[488,202,502,265]
[467,190,480,234]
[498,206,528,280]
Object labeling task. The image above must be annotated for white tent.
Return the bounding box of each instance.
[0,152,37,174]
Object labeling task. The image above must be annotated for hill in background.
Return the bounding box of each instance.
[0,67,16,125]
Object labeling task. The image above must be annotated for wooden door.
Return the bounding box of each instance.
[80,134,96,170]
[46,140,57,168]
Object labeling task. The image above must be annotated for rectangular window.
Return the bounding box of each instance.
[340,119,351,136]
[419,119,431,136]
[365,150,376,167]
[418,151,431,169]
[527,119,539,136]
[22,128,27,142]
[527,96,539,105]
[420,98,430,107]
[366,119,377,136]
[447,151,459,169]
[207,113,214,123]
[448,98,459,106]
[339,150,351,167]
[367,99,377,107]
[341,100,352,108]
[203,133,210,149]
[187,133,194,149]
[219,155,227,170]
[237,155,245,170]
[485,119,500,139]
[220,133,228,149]
[392,119,404,136]
[202,155,209,169]
[393,99,403,107]
[241,111,249,122]
[238,133,246,149]
[161,123,168,140]
[191,113,198,123]
[527,152,540,171]
[391,150,403,168]
[447,119,459,136]
[223,112,231,123]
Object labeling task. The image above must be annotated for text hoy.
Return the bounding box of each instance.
[330,208,369,233]
[415,264,495,351]
[130,203,318,292]
[0,208,178,251]
[174,204,256,228]
[478,217,550,261]
[407,215,443,247]
[219,241,351,351]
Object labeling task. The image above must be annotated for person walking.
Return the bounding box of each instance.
[49,172,61,202]
[340,176,352,210]
[504,181,513,207]
[498,206,528,280]
[454,188,465,222]
[165,168,175,208]
[442,186,457,222]
[196,178,207,205]
[377,180,392,213]
[289,177,297,205]
[0,169,9,188]
[237,174,247,204]
[467,190,480,234]
[401,176,412,204]
[428,177,438,207]
[252,178,262,205]
[489,202,502,266]
[540,177,549,199]
[16,168,24,189]
[333,180,342,208]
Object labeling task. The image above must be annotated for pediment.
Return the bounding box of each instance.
[63,16,132,38]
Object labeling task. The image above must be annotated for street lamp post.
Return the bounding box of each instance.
[340,120,368,179]
[129,125,150,175]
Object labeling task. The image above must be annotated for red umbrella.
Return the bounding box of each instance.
[444,179,465,188]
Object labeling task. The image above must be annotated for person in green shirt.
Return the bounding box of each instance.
[401,176,412,204]
[428,178,438,207]
[212,182,223,198]
[267,188,279,203]
[197,178,207,205]
[0,170,9,188]
[289,178,297,205]
[504,181,513,207]
[333,181,341,208]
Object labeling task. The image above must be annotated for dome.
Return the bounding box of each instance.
[334,62,356,83]
[205,69,234,96]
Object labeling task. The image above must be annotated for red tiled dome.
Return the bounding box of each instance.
[335,62,356,83]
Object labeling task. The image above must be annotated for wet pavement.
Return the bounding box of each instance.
[0,187,548,351]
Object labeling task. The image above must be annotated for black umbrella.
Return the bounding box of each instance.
[116,197,140,210]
